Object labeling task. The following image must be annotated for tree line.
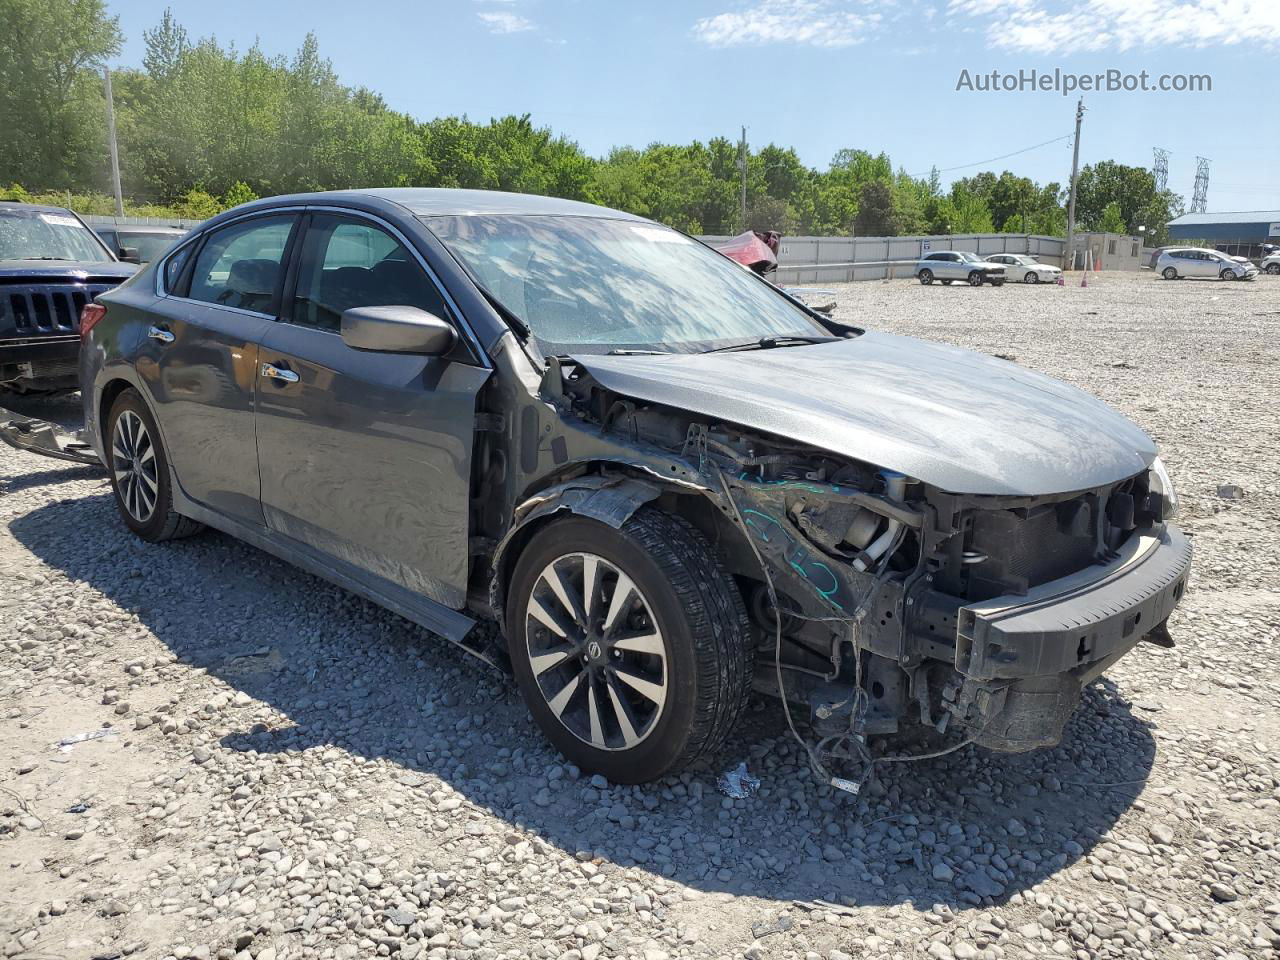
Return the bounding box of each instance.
[0,0,1184,242]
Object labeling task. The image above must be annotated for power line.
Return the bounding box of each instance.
[910,132,1075,179]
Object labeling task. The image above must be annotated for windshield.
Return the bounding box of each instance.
[425,214,827,355]
[0,208,111,262]
[957,252,985,263]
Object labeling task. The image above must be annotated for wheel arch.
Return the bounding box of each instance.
[488,463,751,636]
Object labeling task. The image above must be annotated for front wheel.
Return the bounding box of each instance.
[1220,268,1236,281]
[1023,270,1039,284]
[1162,267,1178,280]
[968,271,984,287]
[1267,263,1280,275]
[506,509,752,783]
[918,269,934,285]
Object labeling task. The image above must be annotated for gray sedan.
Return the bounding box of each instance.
[79,189,1188,782]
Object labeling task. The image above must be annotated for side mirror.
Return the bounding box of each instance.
[118,246,140,263]
[340,305,457,356]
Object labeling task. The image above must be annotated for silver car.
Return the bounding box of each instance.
[916,251,1006,286]
[1156,247,1259,281]
[986,253,1062,284]
[78,188,1189,783]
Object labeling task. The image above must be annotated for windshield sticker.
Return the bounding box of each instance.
[39,213,81,228]
[628,225,687,244]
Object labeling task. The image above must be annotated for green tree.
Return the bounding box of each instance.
[0,0,123,188]
[1097,201,1127,234]
[222,181,259,209]
[853,181,900,236]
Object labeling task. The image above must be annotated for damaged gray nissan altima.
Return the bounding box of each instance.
[81,189,1191,784]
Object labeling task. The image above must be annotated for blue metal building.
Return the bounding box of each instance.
[1167,210,1280,243]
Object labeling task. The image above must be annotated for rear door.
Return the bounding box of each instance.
[141,213,299,524]
[253,210,490,611]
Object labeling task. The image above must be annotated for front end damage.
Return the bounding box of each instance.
[486,353,1192,767]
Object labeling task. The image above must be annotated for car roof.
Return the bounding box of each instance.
[230,188,647,222]
[0,200,78,216]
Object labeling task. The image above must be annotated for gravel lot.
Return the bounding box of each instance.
[2,270,1278,960]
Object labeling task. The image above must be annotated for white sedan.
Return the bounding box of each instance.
[987,254,1062,284]
[1263,252,1280,275]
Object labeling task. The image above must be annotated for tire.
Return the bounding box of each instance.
[1219,269,1236,281]
[1023,270,1039,284]
[1162,267,1178,280]
[1267,263,1280,275]
[918,269,934,285]
[968,271,984,287]
[506,509,752,783]
[106,389,204,542]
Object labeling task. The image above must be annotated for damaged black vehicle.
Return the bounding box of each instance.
[81,189,1191,784]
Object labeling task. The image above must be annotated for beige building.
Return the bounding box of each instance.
[1068,232,1142,271]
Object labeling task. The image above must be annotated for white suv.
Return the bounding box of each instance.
[1262,251,1280,275]
[1156,247,1259,281]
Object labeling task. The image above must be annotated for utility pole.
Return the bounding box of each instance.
[737,125,748,231]
[103,66,124,217]
[1064,98,1084,270]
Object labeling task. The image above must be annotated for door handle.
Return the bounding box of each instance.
[260,362,299,384]
[147,325,175,344]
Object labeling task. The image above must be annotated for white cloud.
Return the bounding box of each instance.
[478,11,535,34]
[693,0,879,48]
[948,0,1280,53]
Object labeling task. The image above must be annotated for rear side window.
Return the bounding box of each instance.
[188,215,295,313]
[288,214,448,332]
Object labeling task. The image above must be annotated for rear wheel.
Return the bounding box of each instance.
[1162,267,1178,280]
[506,509,752,783]
[918,269,934,285]
[106,389,203,542]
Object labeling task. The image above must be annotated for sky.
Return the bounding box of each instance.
[110,0,1280,212]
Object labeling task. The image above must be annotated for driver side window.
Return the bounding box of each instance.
[288,215,449,332]
[187,215,296,313]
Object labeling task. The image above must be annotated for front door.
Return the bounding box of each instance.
[141,213,299,524]
[253,212,489,611]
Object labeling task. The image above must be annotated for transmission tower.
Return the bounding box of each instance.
[1191,157,1210,213]
[1152,147,1170,192]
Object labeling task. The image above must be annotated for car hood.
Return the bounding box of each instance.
[573,331,1157,496]
[0,260,135,281]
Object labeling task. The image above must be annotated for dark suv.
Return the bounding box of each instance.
[1,202,135,394]
[82,189,1190,783]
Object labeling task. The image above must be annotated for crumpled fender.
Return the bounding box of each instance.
[488,475,665,633]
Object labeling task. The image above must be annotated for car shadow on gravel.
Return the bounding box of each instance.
[1,464,102,494]
[13,491,1157,912]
